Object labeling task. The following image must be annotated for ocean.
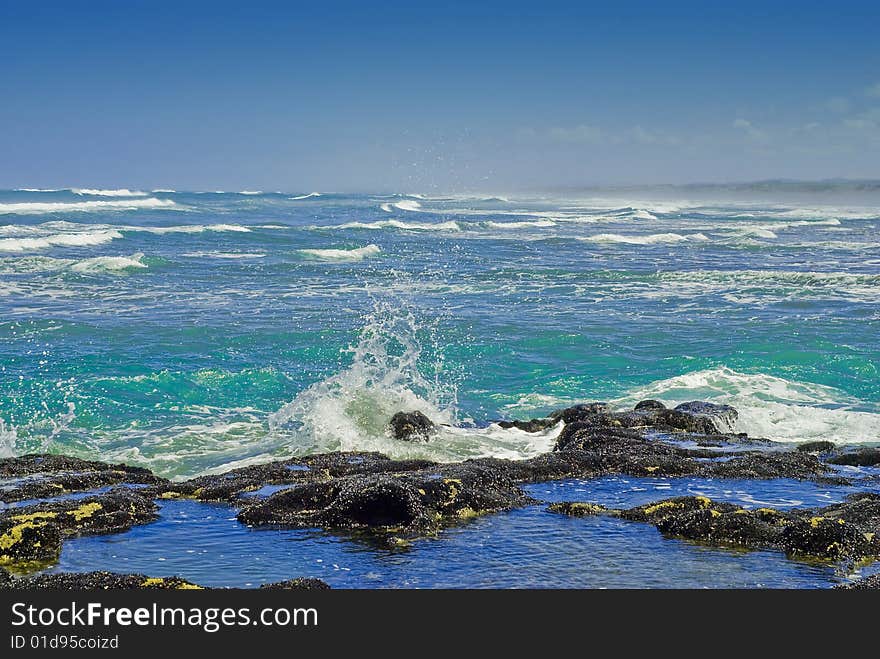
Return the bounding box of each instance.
[1,185,878,481]
[2,185,879,588]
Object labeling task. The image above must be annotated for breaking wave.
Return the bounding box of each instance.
[298,244,382,261]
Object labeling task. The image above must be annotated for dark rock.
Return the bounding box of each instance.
[167,452,435,501]
[611,493,880,560]
[549,403,612,425]
[0,516,62,566]
[797,440,837,453]
[496,417,559,433]
[705,451,828,480]
[0,488,158,569]
[547,502,606,516]
[388,411,436,441]
[6,571,204,589]
[828,448,880,467]
[261,577,331,590]
[634,400,667,412]
[0,454,167,504]
[673,401,738,431]
[0,567,11,588]
[835,574,880,589]
[238,461,533,537]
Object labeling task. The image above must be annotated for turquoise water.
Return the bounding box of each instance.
[1,187,879,480]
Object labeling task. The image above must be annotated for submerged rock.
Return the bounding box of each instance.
[388,411,436,441]
[261,577,331,590]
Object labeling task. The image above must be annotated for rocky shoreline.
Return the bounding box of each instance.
[2,399,879,589]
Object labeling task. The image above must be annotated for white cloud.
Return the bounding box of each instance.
[732,118,767,140]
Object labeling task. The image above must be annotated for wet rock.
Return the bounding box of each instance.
[797,440,836,453]
[611,493,880,560]
[634,399,667,412]
[388,411,436,441]
[828,448,880,467]
[5,571,204,589]
[835,574,880,589]
[261,577,331,590]
[167,452,435,501]
[0,516,62,566]
[0,454,167,504]
[547,502,606,516]
[705,451,828,480]
[496,417,559,433]
[0,567,11,587]
[0,488,158,569]
[550,403,612,425]
[672,401,738,432]
[238,461,533,537]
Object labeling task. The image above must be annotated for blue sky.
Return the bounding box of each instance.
[1,1,879,191]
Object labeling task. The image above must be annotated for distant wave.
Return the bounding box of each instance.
[0,230,123,252]
[181,251,266,259]
[485,220,556,229]
[317,219,460,232]
[69,253,148,273]
[580,232,710,245]
[289,192,322,200]
[151,189,177,193]
[72,188,149,197]
[15,188,62,193]
[393,200,422,212]
[0,198,177,215]
[238,190,263,195]
[132,223,251,234]
[379,203,393,212]
[298,244,382,261]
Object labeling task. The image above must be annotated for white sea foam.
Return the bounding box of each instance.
[238,190,263,195]
[380,203,393,212]
[580,232,710,245]
[393,200,423,212]
[72,188,149,197]
[0,198,177,215]
[0,230,123,252]
[317,219,460,232]
[615,367,880,444]
[69,253,148,273]
[289,192,322,200]
[298,244,382,261]
[133,223,251,234]
[485,220,556,229]
[269,300,559,461]
[15,188,62,193]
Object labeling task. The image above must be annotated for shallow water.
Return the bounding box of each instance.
[50,476,880,589]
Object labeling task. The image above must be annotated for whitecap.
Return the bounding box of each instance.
[289,192,322,200]
[579,232,710,245]
[0,198,177,215]
[72,188,149,197]
[298,244,382,261]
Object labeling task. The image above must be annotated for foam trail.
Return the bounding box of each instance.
[289,192,322,200]
[298,244,381,261]
[486,220,556,229]
[0,198,176,215]
[72,188,149,197]
[615,367,880,444]
[181,252,266,259]
[580,232,710,245]
[394,200,422,212]
[318,219,460,231]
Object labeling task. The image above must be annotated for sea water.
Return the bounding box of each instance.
[1,185,878,587]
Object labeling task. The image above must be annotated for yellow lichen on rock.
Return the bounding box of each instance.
[66,502,103,522]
